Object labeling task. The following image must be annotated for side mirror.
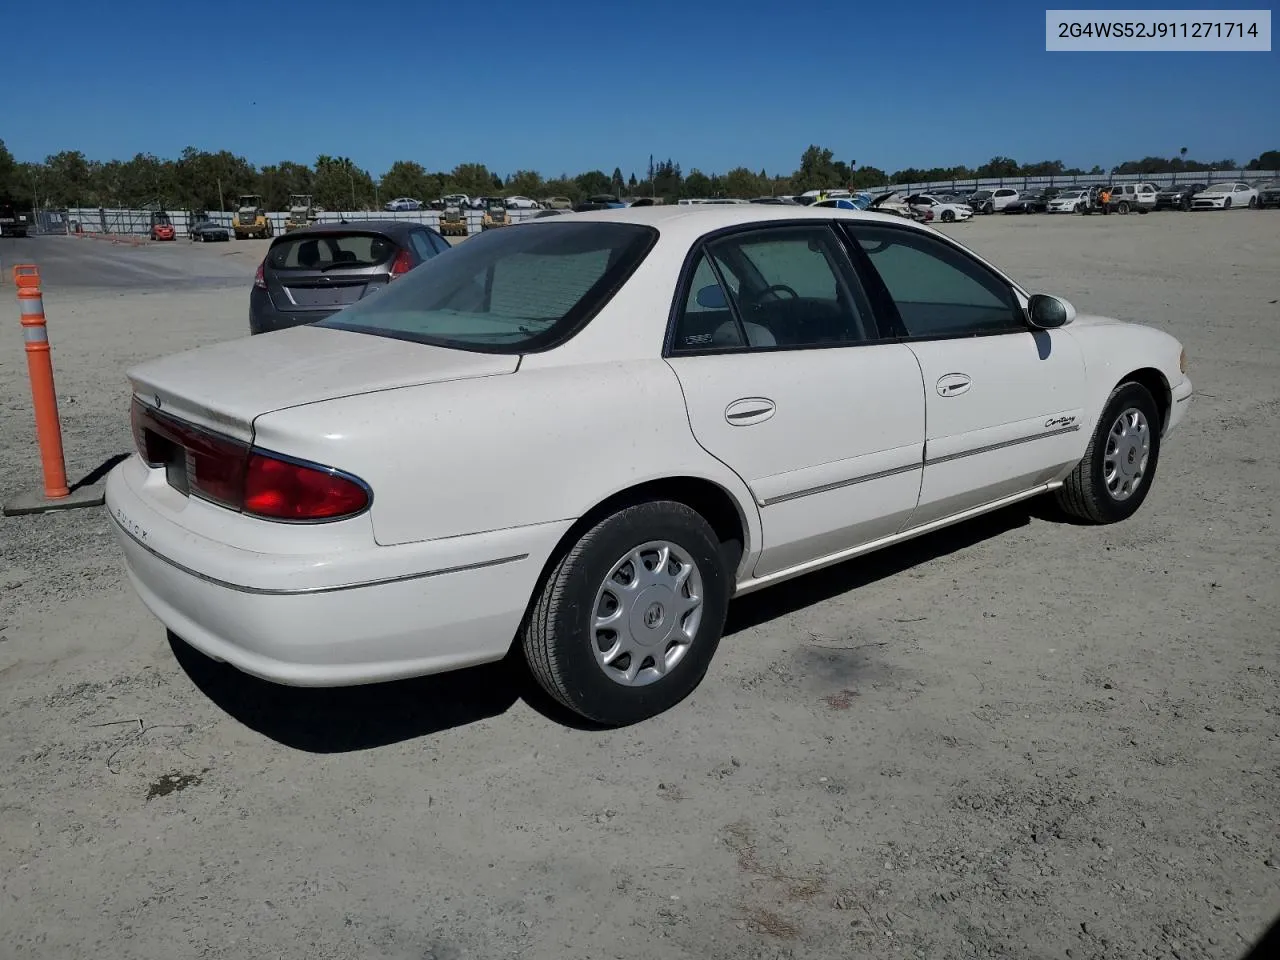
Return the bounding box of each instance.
[1027,293,1076,329]
[696,284,728,309]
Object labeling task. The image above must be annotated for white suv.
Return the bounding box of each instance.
[970,187,1019,214]
[1107,182,1159,214]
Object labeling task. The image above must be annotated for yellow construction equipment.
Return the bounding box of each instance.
[232,195,273,239]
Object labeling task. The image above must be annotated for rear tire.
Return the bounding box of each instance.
[1055,382,1162,524]
[1248,196,1258,209]
[520,501,731,726]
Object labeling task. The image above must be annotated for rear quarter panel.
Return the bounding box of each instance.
[249,358,763,558]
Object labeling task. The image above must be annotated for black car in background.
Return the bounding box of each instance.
[1154,182,1207,211]
[249,220,451,335]
[188,210,231,241]
[0,201,31,237]
[1002,188,1058,213]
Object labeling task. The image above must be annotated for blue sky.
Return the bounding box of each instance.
[5,0,1276,177]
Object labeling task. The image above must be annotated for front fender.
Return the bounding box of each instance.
[1065,316,1187,432]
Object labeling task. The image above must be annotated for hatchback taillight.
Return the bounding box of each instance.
[254,259,266,289]
[389,247,413,277]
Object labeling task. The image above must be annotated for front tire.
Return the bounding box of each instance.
[941,209,955,223]
[521,501,731,726]
[1248,196,1258,209]
[1055,382,1162,524]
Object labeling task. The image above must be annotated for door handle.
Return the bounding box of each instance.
[724,397,776,426]
[936,373,972,397]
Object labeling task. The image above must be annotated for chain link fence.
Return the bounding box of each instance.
[58,206,547,239]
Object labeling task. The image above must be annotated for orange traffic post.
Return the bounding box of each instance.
[2,264,106,517]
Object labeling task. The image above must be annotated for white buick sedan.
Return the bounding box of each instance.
[106,206,1192,725]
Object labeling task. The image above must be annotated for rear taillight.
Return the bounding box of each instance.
[390,247,413,277]
[254,260,266,289]
[243,452,369,521]
[130,398,369,522]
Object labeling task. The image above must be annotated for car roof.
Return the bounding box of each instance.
[538,204,926,238]
[273,219,428,239]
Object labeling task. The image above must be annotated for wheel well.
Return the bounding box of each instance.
[534,478,749,593]
[1120,367,1171,432]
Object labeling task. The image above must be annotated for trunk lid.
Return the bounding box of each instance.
[127,325,519,441]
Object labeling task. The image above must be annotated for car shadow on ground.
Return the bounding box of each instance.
[171,502,1039,751]
[74,452,129,491]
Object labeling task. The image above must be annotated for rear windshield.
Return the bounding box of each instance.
[268,233,398,271]
[315,221,657,352]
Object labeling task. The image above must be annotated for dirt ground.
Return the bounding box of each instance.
[1,212,1277,960]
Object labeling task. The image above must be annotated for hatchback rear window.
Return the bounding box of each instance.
[268,233,398,271]
[315,221,658,352]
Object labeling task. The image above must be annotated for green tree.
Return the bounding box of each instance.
[1246,149,1280,170]
[173,147,258,211]
[575,169,612,196]
[542,175,581,203]
[723,166,765,198]
[446,162,497,197]
[262,161,314,208]
[975,156,1020,178]
[506,168,545,198]
[683,169,712,198]
[0,139,16,202]
[380,160,432,203]
[313,154,376,210]
[42,150,99,206]
[611,167,625,194]
[849,166,887,188]
[793,145,844,191]
[652,159,682,200]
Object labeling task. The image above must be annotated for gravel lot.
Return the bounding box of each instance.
[1,213,1277,960]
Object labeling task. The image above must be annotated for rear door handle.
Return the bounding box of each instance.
[936,373,972,397]
[725,397,776,426]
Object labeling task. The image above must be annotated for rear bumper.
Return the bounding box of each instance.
[249,288,337,335]
[105,459,570,686]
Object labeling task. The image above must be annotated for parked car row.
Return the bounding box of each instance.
[947,181,1276,215]
[348,180,1280,223]
[386,195,572,212]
